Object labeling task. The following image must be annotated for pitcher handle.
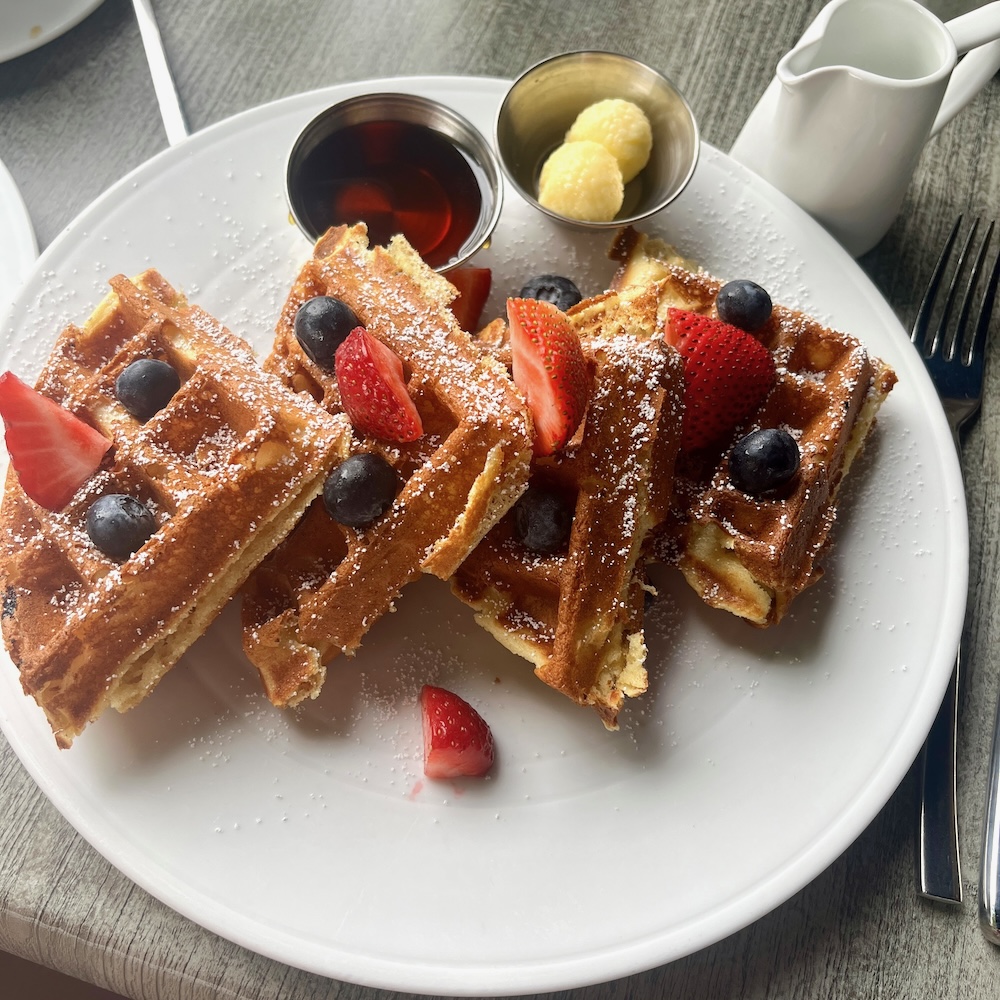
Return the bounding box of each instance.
[947,0,1000,52]
[932,1,1000,135]
[931,37,1000,135]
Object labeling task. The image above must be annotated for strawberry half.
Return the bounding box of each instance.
[447,266,492,333]
[0,371,112,511]
[420,684,495,779]
[507,297,589,456]
[334,327,423,442]
[664,308,776,452]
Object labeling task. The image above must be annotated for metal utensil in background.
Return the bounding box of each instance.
[0,156,38,318]
[978,233,1000,941]
[912,216,999,904]
[132,0,188,146]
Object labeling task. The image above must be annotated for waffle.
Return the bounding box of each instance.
[605,227,897,626]
[0,270,351,747]
[241,225,533,707]
[452,294,684,728]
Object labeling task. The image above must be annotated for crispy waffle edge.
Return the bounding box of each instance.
[240,225,535,707]
[0,270,352,747]
[612,227,898,627]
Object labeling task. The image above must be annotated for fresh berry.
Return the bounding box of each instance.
[85,493,156,559]
[0,371,112,511]
[664,308,776,452]
[294,296,361,370]
[507,297,589,457]
[512,484,573,553]
[729,428,800,496]
[448,267,492,332]
[334,327,423,442]
[115,358,181,421]
[518,274,583,312]
[322,453,400,527]
[420,684,495,779]
[716,279,772,332]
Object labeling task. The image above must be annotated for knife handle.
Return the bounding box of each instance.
[132,0,188,147]
[979,668,1000,942]
[916,658,963,903]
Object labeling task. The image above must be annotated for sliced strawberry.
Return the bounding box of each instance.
[507,297,589,457]
[334,327,423,443]
[447,267,492,332]
[664,308,776,452]
[420,684,495,779]
[0,371,112,511]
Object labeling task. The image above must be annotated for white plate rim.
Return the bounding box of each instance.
[0,0,105,63]
[0,75,967,995]
[0,157,38,320]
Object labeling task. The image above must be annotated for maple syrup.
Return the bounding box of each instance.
[292,119,488,270]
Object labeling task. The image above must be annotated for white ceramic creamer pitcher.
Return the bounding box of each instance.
[730,0,1000,256]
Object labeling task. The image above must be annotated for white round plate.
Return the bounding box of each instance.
[0,157,37,320]
[0,0,104,63]
[0,77,966,996]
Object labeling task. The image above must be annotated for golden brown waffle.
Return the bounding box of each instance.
[241,225,533,707]
[607,227,897,626]
[452,296,683,729]
[0,270,351,747]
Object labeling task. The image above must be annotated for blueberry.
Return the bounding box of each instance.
[323,453,400,528]
[294,296,361,370]
[512,484,573,554]
[729,428,800,496]
[2,585,16,620]
[716,279,772,332]
[518,274,583,312]
[115,358,181,421]
[86,494,157,559]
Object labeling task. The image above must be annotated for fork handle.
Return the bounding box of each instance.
[916,656,962,902]
[979,671,1000,940]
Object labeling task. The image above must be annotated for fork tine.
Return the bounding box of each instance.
[929,217,980,360]
[967,222,1000,366]
[950,220,990,363]
[912,215,962,352]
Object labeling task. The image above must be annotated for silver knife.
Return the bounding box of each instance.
[916,663,963,904]
[132,0,188,146]
[980,694,1000,941]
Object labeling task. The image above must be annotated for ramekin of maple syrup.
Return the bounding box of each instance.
[286,93,502,272]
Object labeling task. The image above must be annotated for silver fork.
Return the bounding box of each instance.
[913,215,1000,905]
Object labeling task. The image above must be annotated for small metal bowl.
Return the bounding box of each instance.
[286,93,503,272]
[495,51,699,230]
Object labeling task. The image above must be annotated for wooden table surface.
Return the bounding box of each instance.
[2,0,999,997]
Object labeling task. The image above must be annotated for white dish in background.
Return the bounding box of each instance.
[0,77,966,995]
[0,0,104,63]
[0,157,37,320]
